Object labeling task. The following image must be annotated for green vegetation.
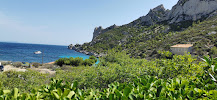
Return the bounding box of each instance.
[55,56,97,67]
[1,51,217,99]
[1,9,217,100]
[0,70,50,93]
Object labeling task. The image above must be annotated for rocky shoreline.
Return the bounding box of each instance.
[68,44,105,58]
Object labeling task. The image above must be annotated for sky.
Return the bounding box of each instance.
[0,0,178,45]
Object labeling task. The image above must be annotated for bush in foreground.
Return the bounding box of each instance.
[1,73,217,99]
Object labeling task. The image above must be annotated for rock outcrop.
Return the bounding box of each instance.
[68,44,73,49]
[68,44,105,58]
[92,24,118,40]
[140,4,169,26]
[167,0,217,23]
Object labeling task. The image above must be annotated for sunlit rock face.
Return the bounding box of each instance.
[167,0,217,23]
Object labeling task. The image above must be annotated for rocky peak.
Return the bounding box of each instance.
[92,26,103,40]
[140,0,217,25]
[152,4,166,12]
[140,4,168,26]
[92,24,118,40]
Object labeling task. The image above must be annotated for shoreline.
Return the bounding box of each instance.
[0,61,55,65]
[46,61,55,64]
[68,44,105,58]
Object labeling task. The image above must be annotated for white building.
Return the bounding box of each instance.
[170,44,193,55]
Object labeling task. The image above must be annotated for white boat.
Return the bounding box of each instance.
[34,51,42,54]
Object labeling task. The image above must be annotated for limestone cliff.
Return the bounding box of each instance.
[92,24,118,40]
[167,0,217,23]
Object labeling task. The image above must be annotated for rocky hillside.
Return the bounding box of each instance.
[69,0,217,58]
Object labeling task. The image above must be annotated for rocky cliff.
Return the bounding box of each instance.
[167,0,217,23]
[92,24,118,40]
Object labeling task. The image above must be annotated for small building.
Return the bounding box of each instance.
[170,44,193,55]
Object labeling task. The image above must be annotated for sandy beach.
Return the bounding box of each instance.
[46,61,55,64]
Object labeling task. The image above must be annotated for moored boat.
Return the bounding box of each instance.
[34,51,42,54]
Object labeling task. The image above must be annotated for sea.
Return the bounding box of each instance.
[0,42,91,63]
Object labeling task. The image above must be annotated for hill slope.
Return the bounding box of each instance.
[69,0,217,58]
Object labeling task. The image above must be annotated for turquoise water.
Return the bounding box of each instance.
[0,42,91,63]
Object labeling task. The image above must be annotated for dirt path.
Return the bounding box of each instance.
[3,65,26,72]
[3,65,56,74]
[31,68,56,74]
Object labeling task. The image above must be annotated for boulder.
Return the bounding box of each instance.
[68,44,73,49]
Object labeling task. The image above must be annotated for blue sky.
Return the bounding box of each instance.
[0,0,178,45]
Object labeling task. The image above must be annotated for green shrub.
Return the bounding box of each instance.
[210,46,217,56]
[55,58,65,66]
[157,50,173,59]
[101,49,130,64]
[12,62,22,67]
[31,62,41,68]
[64,59,71,65]
[55,57,97,67]
[69,57,74,65]
[83,59,93,66]
[89,56,97,63]
[72,57,83,66]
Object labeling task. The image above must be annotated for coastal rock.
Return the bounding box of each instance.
[67,44,105,58]
[68,44,73,49]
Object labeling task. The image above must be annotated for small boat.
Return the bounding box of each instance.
[34,51,42,54]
